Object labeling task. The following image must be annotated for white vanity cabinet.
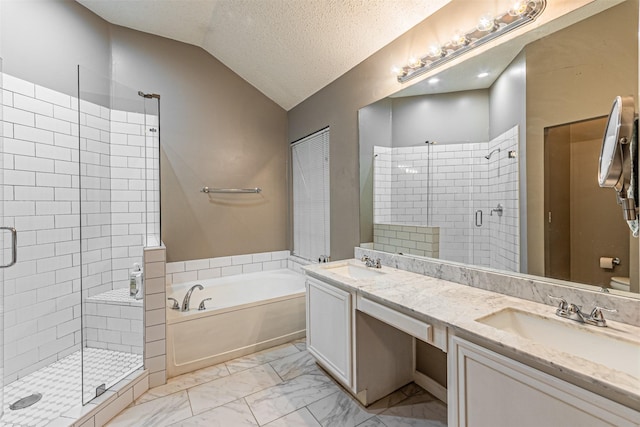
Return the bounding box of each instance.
[449,336,640,427]
[305,273,442,406]
[305,277,353,388]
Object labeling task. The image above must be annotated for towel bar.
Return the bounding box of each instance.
[200,187,262,194]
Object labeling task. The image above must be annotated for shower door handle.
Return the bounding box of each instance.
[475,210,483,227]
[0,227,17,268]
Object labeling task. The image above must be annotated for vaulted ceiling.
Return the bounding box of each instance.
[76,0,451,110]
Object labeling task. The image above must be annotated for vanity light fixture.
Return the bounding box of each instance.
[395,0,546,83]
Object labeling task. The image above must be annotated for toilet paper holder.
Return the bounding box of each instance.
[599,257,621,269]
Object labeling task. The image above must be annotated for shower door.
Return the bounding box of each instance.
[470,145,491,268]
[0,65,84,421]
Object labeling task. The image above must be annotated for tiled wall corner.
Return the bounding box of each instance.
[165,250,290,286]
[143,246,166,388]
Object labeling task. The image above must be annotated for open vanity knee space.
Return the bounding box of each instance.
[303,258,640,427]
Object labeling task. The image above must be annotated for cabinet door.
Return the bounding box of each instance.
[306,278,352,387]
[448,336,640,427]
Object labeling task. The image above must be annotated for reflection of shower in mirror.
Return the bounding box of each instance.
[485,148,501,160]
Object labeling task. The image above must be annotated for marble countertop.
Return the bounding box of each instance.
[304,259,640,411]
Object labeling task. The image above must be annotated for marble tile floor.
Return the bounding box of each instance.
[1,348,142,427]
[108,340,447,426]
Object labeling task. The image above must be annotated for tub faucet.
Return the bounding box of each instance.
[182,284,203,311]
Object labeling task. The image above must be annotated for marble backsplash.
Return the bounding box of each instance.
[355,247,640,328]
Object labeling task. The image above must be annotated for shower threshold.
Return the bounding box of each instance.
[1,348,142,427]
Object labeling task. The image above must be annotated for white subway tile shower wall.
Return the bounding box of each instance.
[487,126,520,273]
[109,109,160,289]
[1,72,158,382]
[3,72,81,382]
[372,126,519,272]
[80,98,114,303]
[166,250,291,285]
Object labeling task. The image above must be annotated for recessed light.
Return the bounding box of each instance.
[429,78,440,84]
[478,72,489,78]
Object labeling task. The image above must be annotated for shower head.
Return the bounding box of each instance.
[485,148,501,160]
[138,91,161,99]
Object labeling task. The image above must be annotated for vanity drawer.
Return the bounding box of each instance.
[356,295,447,352]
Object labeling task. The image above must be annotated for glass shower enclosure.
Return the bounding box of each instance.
[371,125,520,272]
[0,64,160,424]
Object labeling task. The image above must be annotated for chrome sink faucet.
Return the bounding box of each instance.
[182,284,203,311]
[361,255,381,268]
[548,295,617,327]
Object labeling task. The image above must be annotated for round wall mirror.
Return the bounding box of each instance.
[598,95,635,189]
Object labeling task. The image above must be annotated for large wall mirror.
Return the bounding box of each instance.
[359,0,640,296]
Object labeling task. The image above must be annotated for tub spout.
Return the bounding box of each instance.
[182,284,203,311]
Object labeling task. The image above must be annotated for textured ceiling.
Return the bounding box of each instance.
[76,0,451,110]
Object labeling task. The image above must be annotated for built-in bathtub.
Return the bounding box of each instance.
[166,269,306,377]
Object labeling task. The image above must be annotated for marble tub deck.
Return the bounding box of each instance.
[107,340,447,426]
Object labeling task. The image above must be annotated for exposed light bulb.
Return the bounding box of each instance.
[477,14,497,32]
[391,66,402,75]
[408,56,424,68]
[451,30,469,47]
[509,0,530,16]
[428,45,443,58]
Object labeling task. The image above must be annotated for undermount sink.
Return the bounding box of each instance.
[476,308,640,379]
[322,263,386,280]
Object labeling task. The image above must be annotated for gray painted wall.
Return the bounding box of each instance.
[391,90,489,146]
[110,26,289,262]
[489,52,526,140]
[0,0,111,98]
[489,51,527,272]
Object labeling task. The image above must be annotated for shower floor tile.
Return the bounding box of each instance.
[1,348,142,427]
